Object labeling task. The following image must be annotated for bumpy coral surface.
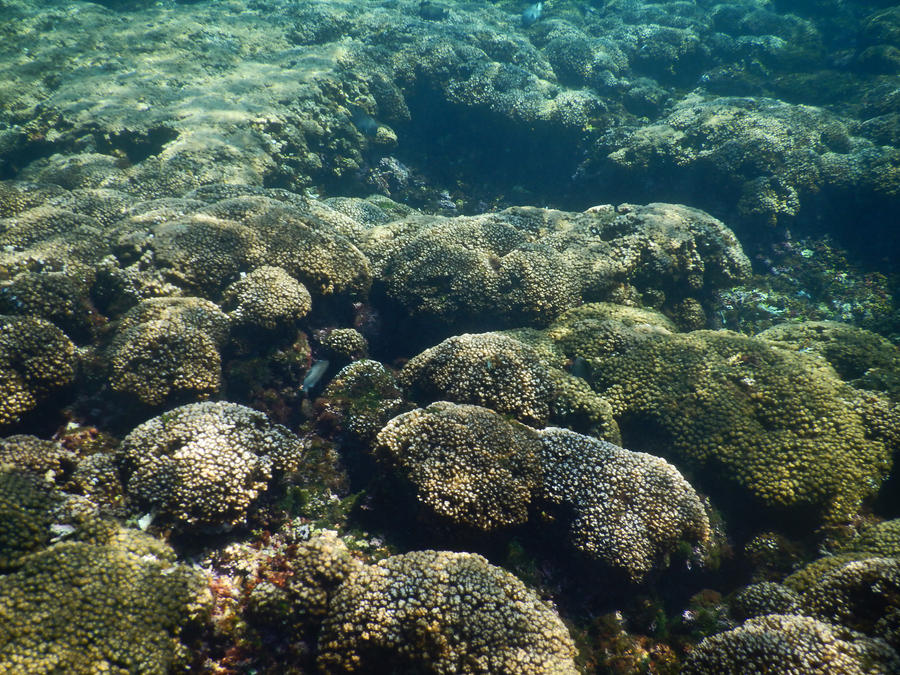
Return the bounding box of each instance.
[590,96,900,250]
[728,582,800,622]
[375,400,705,580]
[0,434,76,480]
[319,359,410,446]
[584,323,894,521]
[759,321,900,400]
[197,197,372,298]
[683,614,900,675]
[538,427,709,581]
[400,332,555,427]
[0,271,95,342]
[852,520,900,557]
[0,468,58,570]
[799,557,900,648]
[0,314,76,427]
[317,550,578,674]
[107,297,230,406]
[0,536,207,674]
[243,531,361,630]
[222,265,312,330]
[375,402,543,530]
[363,203,749,328]
[401,331,621,440]
[318,327,368,361]
[117,401,305,528]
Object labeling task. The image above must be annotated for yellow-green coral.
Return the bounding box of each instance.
[683,614,900,674]
[0,314,76,427]
[539,426,709,581]
[0,434,76,480]
[319,327,368,360]
[798,557,900,646]
[551,310,893,522]
[222,265,311,329]
[117,401,305,528]
[758,321,900,399]
[0,468,57,570]
[200,197,372,298]
[400,333,555,427]
[361,204,749,327]
[244,532,361,629]
[107,297,230,405]
[401,331,619,440]
[375,402,543,530]
[317,550,579,674]
[851,520,900,557]
[728,582,800,621]
[0,537,207,674]
[319,359,410,446]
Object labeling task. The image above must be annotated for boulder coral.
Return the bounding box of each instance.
[197,197,372,298]
[375,402,708,580]
[798,557,900,649]
[400,333,555,427]
[758,321,900,400]
[683,614,900,674]
[111,195,372,300]
[363,203,749,328]
[318,359,411,447]
[375,402,543,531]
[0,468,58,570]
[0,536,207,674]
[116,401,306,529]
[0,314,76,427]
[222,265,312,330]
[317,550,579,674]
[592,328,895,521]
[851,520,900,557]
[400,331,620,440]
[539,426,710,582]
[532,304,897,522]
[107,297,230,406]
[0,434,76,481]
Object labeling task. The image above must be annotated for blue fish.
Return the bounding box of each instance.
[301,359,330,395]
[522,1,543,26]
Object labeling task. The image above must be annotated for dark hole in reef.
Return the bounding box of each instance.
[94,126,179,164]
[386,83,589,211]
[0,134,57,180]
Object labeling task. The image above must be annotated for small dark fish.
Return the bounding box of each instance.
[568,356,592,381]
[419,0,449,21]
[350,106,380,137]
[301,359,330,395]
[522,1,543,26]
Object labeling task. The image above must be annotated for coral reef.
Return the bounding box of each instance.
[317,359,410,447]
[0,536,207,673]
[0,314,76,427]
[539,426,709,582]
[683,614,900,675]
[533,304,896,522]
[317,550,579,674]
[376,401,707,580]
[0,0,897,668]
[0,468,58,570]
[222,265,312,330]
[364,203,750,328]
[375,402,543,531]
[400,332,555,427]
[107,297,230,406]
[116,401,305,529]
